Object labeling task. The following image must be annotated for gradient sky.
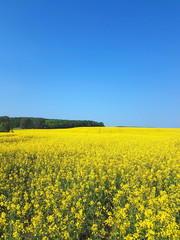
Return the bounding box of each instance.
[0,0,179,127]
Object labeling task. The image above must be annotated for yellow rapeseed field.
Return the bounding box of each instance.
[0,127,180,239]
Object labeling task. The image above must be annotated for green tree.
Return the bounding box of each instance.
[0,116,10,132]
[20,118,32,129]
[10,117,21,129]
[32,118,45,129]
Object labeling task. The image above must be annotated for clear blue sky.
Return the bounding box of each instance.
[0,0,179,127]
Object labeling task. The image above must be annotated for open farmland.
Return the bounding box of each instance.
[0,127,180,239]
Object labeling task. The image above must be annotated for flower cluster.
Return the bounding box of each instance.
[0,127,179,239]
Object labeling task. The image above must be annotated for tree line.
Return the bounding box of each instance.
[0,116,104,132]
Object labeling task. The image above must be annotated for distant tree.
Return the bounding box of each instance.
[0,116,10,132]
[20,118,32,129]
[10,117,21,129]
[99,122,105,127]
[32,118,45,129]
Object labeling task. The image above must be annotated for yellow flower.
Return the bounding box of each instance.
[91,224,98,232]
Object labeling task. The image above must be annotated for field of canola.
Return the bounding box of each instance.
[0,127,180,240]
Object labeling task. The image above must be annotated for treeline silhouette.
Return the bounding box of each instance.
[0,116,104,132]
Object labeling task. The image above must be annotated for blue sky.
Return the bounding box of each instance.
[0,0,179,127]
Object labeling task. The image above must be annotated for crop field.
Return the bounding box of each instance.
[0,127,180,239]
